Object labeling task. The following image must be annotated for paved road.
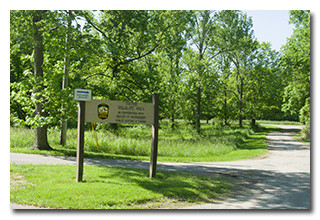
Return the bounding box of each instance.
[10,124,310,209]
[184,124,310,209]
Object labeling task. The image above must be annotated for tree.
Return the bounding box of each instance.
[81,10,164,98]
[82,10,191,129]
[214,53,234,126]
[217,10,257,128]
[188,10,217,133]
[157,11,192,129]
[59,10,72,145]
[10,11,34,127]
[57,10,91,145]
[10,10,91,148]
[245,42,283,125]
[30,10,52,150]
[281,10,310,124]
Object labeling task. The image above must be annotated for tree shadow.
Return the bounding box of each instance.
[75,156,310,209]
[212,170,311,209]
[267,128,310,151]
[267,140,310,151]
[237,136,268,150]
[93,166,232,205]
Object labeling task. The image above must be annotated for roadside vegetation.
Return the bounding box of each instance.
[10,120,282,162]
[10,164,233,209]
[257,120,302,125]
[294,131,310,145]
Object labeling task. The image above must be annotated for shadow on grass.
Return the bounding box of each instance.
[235,126,282,150]
[108,166,310,209]
[96,167,232,204]
[237,135,268,150]
[52,147,147,161]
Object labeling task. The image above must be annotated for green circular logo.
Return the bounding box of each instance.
[97,103,109,119]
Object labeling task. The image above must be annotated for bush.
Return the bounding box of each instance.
[211,118,224,129]
[299,97,310,125]
[300,126,310,141]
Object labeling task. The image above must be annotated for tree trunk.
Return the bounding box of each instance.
[239,96,243,128]
[195,86,201,134]
[239,77,244,128]
[251,118,256,127]
[239,103,243,128]
[171,104,175,131]
[236,71,243,129]
[30,11,52,150]
[60,10,72,146]
[224,89,228,126]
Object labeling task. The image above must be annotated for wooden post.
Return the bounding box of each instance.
[76,101,85,182]
[150,93,159,178]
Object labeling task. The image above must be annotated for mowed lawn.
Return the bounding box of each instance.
[10,164,233,209]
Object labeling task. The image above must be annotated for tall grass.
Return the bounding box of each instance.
[10,120,273,162]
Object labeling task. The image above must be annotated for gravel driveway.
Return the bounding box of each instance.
[10,124,310,209]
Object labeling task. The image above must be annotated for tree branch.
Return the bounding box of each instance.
[85,66,111,80]
[82,12,109,40]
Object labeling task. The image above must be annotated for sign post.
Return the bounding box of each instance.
[149,93,159,178]
[74,88,91,182]
[76,101,85,182]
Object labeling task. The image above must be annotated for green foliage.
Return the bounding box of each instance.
[245,42,283,121]
[281,10,310,123]
[299,97,310,124]
[10,10,309,148]
[10,10,86,128]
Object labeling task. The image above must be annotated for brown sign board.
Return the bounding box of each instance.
[85,99,154,125]
[76,94,159,182]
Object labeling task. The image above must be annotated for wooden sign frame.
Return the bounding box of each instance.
[76,94,159,182]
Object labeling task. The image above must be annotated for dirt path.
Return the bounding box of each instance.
[10,124,310,209]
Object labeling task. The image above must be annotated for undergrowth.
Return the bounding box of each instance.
[10,120,279,162]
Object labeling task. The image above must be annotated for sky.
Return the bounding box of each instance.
[243,10,295,51]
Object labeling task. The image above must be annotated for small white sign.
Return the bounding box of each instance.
[73,89,92,101]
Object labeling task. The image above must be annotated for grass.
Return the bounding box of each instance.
[294,132,310,145]
[257,120,302,125]
[10,164,233,209]
[10,121,281,162]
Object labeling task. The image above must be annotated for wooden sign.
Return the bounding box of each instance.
[85,100,154,125]
[75,94,159,182]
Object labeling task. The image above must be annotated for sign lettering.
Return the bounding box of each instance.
[73,89,92,101]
